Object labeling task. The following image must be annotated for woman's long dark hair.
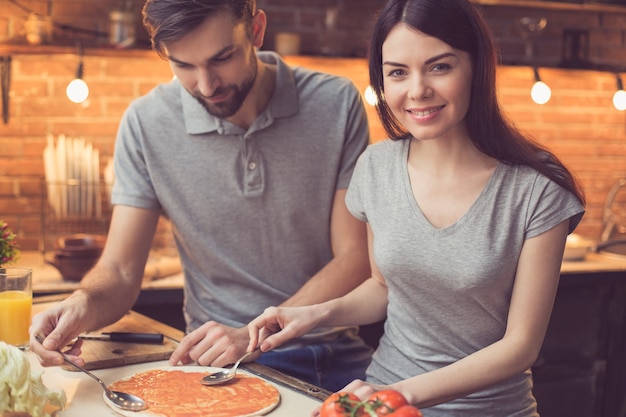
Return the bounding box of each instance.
[142,0,256,59]
[369,0,585,204]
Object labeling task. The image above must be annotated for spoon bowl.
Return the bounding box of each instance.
[35,336,147,411]
[201,350,257,386]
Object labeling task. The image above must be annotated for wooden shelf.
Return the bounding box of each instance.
[2,1,625,59]
[0,44,155,58]
[472,0,626,12]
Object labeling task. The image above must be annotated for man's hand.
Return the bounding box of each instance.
[169,322,257,367]
[29,294,90,367]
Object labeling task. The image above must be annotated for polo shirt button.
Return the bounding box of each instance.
[248,162,257,170]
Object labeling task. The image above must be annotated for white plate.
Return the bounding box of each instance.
[104,365,280,417]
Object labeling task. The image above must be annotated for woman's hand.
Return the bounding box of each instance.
[313,382,422,417]
[338,379,388,403]
[247,304,325,352]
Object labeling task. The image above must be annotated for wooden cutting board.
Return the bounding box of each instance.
[33,299,183,371]
[62,313,180,371]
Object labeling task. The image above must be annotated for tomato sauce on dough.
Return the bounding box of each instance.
[109,369,280,417]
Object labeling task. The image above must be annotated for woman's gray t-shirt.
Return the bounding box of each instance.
[345,139,584,417]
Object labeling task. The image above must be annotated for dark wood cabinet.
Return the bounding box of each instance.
[131,288,186,331]
[532,271,626,417]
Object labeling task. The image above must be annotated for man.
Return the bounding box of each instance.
[30,0,372,391]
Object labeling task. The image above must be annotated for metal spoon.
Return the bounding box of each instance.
[35,336,147,411]
[201,350,258,386]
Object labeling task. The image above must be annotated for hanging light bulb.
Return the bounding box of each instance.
[66,63,89,104]
[364,85,378,106]
[531,67,551,105]
[66,42,89,104]
[613,74,626,111]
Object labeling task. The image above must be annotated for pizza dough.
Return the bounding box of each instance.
[105,366,280,417]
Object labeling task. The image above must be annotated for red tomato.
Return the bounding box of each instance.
[320,392,362,417]
[366,390,409,415]
[320,389,420,417]
[387,405,424,417]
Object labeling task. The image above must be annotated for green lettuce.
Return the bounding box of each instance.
[0,342,66,417]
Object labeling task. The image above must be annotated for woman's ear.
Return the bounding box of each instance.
[250,10,267,49]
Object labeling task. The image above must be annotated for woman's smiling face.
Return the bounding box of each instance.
[381,23,473,142]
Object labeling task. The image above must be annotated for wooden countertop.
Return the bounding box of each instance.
[15,252,184,295]
[25,299,329,416]
[16,249,626,297]
[560,252,626,274]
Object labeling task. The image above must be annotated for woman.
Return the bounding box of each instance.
[248,0,585,415]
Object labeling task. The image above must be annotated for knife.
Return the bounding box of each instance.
[78,332,164,344]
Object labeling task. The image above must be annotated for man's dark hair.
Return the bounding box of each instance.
[143,0,257,58]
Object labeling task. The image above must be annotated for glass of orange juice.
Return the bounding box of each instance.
[0,267,32,349]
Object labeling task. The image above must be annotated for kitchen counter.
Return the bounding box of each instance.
[19,249,626,334]
[26,357,325,417]
[561,252,626,274]
[16,248,626,417]
[15,250,626,297]
[25,299,329,416]
[15,252,184,295]
[17,251,187,329]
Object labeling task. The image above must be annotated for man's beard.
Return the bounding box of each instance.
[194,52,258,119]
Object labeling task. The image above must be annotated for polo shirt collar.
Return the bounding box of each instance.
[180,51,299,135]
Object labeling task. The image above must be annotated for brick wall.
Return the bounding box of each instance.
[0,51,176,251]
[1,1,625,68]
[1,0,625,251]
[1,51,624,251]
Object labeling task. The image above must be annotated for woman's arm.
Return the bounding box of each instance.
[248,224,388,352]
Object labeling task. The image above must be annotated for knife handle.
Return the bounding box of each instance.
[104,332,164,344]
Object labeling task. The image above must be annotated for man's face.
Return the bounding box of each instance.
[165,12,263,119]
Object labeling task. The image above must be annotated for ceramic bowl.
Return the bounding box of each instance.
[48,253,100,282]
[47,234,106,281]
[55,234,106,258]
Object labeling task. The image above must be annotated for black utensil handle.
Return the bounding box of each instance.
[105,332,164,344]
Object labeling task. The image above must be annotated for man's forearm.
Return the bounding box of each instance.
[280,249,370,307]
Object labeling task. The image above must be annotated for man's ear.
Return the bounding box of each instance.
[250,10,267,48]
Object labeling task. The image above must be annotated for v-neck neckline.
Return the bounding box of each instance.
[400,140,502,236]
